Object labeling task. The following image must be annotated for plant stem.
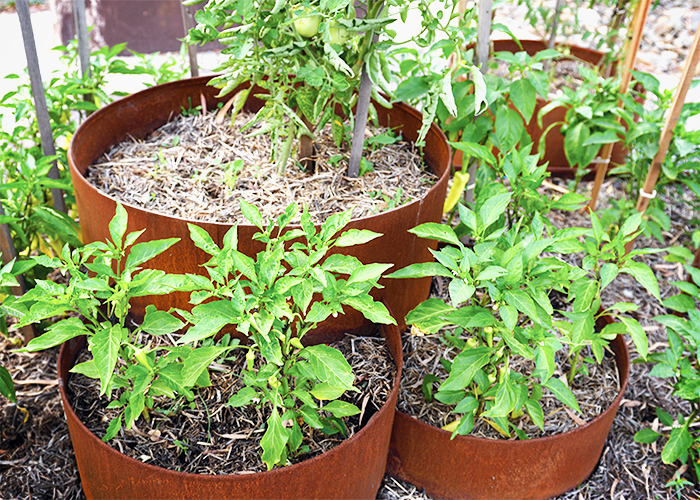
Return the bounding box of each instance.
[277,122,296,176]
[568,349,581,386]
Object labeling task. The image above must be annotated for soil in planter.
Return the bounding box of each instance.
[397,278,621,440]
[67,334,396,474]
[86,110,436,224]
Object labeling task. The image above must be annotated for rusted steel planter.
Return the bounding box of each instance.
[454,39,627,178]
[68,77,451,340]
[386,333,630,500]
[58,322,403,499]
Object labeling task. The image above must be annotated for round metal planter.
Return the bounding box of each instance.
[68,77,451,341]
[453,39,628,178]
[58,322,403,499]
[386,334,630,500]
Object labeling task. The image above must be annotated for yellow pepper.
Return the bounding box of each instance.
[443,171,470,214]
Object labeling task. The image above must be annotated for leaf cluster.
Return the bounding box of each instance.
[177,201,395,469]
[9,204,205,440]
[636,304,700,477]
[389,161,660,439]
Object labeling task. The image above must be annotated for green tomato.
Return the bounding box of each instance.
[294,15,321,38]
[329,21,348,45]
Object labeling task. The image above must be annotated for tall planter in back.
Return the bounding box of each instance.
[67,0,455,337]
[68,76,450,338]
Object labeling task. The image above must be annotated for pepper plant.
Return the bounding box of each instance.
[176,201,395,469]
[0,256,36,403]
[601,71,700,244]
[538,66,632,193]
[9,204,222,441]
[635,284,700,478]
[388,143,660,438]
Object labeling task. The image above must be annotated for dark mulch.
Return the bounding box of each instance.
[0,340,84,500]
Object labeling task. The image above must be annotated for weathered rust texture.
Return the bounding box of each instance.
[68,77,451,341]
[386,333,630,500]
[58,322,403,499]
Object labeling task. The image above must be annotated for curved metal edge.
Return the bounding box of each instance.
[66,77,451,332]
[58,322,403,499]
[67,76,451,230]
[386,332,630,500]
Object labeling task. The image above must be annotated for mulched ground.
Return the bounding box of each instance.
[3,0,700,495]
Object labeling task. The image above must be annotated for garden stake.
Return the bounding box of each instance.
[16,0,66,214]
[463,0,492,203]
[180,1,199,78]
[542,0,564,72]
[586,0,651,212]
[348,12,382,179]
[625,20,700,253]
[0,205,35,342]
[72,0,90,81]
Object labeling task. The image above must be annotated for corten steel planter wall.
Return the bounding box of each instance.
[68,76,451,341]
[386,333,630,500]
[454,39,627,178]
[58,322,403,499]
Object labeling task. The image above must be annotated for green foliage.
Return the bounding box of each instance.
[637,281,700,481]
[0,256,35,403]
[180,201,395,469]
[0,37,188,286]
[186,0,461,169]
[11,204,206,439]
[602,72,700,245]
[541,65,632,192]
[390,161,660,439]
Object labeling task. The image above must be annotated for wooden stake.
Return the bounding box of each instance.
[475,0,493,73]
[348,65,373,178]
[462,0,493,203]
[180,2,199,78]
[586,0,651,212]
[16,0,66,214]
[635,21,700,214]
[622,20,700,254]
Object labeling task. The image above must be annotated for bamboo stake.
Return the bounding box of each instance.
[623,21,700,254]
[586,0,651,212]
[16,0,66,214]
[180,2,199,78]
[635,22,700,214]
